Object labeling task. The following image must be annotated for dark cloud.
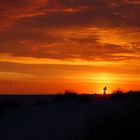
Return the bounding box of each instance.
[0,0,139,62]
[13,0,140,29]
[0,0,48,29]
[0,0,139,29]
[0,37,138,61]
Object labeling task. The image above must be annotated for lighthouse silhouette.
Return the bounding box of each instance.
[103,86,107,95]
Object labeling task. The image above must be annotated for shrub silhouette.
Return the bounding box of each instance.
[0,99,22,114]
[64,90,78,100]
[109,89,127,100]
[53,90,95,103]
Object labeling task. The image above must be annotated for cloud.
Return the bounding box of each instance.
[123,0,140,4]
[0,0,139,62]
[0,25,140,61]
[0,0,48,29]
[0,0,140,30]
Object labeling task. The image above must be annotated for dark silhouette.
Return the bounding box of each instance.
[103,86,107,95]
[0,99,22,114]
[0,91,140,140]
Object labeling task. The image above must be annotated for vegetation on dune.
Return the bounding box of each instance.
[32,90,140,107]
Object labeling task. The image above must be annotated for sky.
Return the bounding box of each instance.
[0,0,140,94]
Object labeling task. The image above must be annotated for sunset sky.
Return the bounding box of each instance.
[0,0,140,94]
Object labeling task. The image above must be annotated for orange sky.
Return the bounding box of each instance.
[0,0,140,94]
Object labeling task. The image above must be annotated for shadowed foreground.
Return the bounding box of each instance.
[0,91,140,140]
